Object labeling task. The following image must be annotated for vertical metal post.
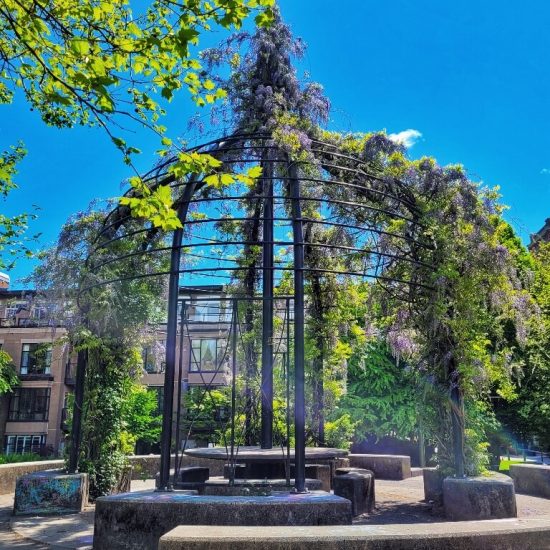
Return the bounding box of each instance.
[174,300,186,480]
[285,297,291,487]
[229,299,238,485]
[261,153,274,449]
[68,347,87,474]
[450,365,465,477]
[158,180,196,491]
[289,163,307,493]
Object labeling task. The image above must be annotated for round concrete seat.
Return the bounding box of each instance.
[333,469,375,516]
[443,473,516,521]
[93,490,352,549]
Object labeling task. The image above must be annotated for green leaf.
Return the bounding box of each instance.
[70,39,90,56]
[247,165,263,179]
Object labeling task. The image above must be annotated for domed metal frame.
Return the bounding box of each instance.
[74,131,433,492]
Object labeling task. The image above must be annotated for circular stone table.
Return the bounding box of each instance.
[184,446,348,484]
[184,446,348,462]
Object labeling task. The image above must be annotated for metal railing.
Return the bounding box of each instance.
[0,317,65,328]
[65,362,76,386]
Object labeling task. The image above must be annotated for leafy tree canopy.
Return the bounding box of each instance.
[121,384,162,451]
[494,241,550,450]
[0,0,275,229]
[0,349,19,394]
[0,143,36,269]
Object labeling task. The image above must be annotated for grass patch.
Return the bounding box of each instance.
[0,453,43,465]
[499,459,523,472]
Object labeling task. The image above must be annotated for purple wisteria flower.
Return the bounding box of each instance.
[387,328,419,360]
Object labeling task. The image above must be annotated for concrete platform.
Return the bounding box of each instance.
[159,519,550,549]
[9,477,550,549]
[201,478,322,495]
[93,490,352,549]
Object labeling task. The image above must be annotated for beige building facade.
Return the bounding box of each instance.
[0,285,231,456]
[0,289,73,456]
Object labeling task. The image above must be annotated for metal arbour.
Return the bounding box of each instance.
[171,294,294,486]
[76,131,434,493]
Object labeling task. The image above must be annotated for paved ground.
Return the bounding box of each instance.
[0,493,48,549]
[355,475,550,524]
[7,476,550,548]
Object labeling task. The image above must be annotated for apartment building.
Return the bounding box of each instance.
[530,218,550,250]
[0,277,231,456]
[0,282,72,456]
[139,285,232,451]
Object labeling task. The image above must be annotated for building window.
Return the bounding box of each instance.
[20,343,52,375]
[5,301,28,319]
[148,386,164,415]
[4,434,45,455]
[190,339,226,372]
[142,345,165,374]
[191,300,219,322]
[187,298,233,322]
[31,304,48,320]
[8,388,51,421]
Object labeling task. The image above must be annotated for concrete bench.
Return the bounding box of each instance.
[224,463,247,479]
[0,460,64,495]
[14,470,88,516]
[423,467,444,502]
[155,466,210,490]
[348,453,411,480]
[159,519,550,549]
[173,466,209,490]
[509,464,550,498]
[178,466,209,482]
[334,467,375,516]
[290,463,331,491]
[443,473,516,521]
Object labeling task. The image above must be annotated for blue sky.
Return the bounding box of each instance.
[2,0,550,284]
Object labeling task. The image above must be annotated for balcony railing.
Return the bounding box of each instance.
[8,410,49,421]
[144,362,166,375]
[0,317,65,328]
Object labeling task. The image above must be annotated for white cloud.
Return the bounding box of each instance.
[388,129,422,148]
[541,168,550,175]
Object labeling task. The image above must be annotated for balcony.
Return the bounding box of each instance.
[60,407,70,432]
[0,317,65,328]
[65,362,76,386]
[144,362,165,375]
[187,370,231,387]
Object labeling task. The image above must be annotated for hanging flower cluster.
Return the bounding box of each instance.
[200,7,329,156]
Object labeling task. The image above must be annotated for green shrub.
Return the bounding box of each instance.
[324,414,357,450]
[0,453,42,464]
